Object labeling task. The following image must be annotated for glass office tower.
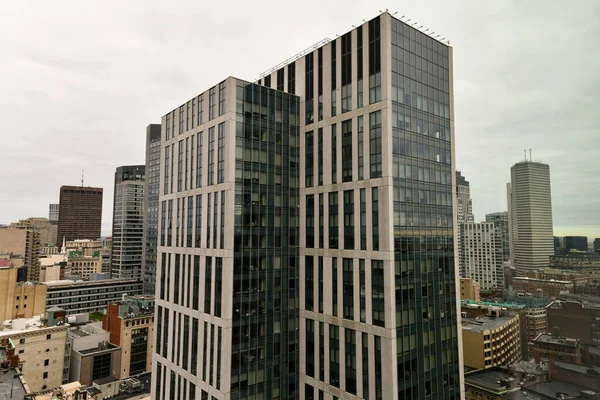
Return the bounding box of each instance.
[153,12,462,400]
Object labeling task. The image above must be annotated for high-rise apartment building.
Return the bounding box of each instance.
[143,124,162,294]
[57,186,103,242]
[10,217,55,247]
[0,226,41,281]
[153,13,462,400]
[508,161,553,276]
[485,211,510,262]
[459,222,504,291]
[111,165,145,279]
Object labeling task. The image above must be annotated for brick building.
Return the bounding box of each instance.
[57,186,103,242]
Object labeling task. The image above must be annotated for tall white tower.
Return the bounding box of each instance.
[508,160,554,276]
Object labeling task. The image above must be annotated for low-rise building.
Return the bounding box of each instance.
[549,361,600,392]
[532,329,580,365]
[103,295,154,379]
[0,262,47,321]
[462,307,521,369]
[464,367,521,400]
[547,297,600,345]
[0,314,69,392]
[45,278,143,314]
[460,278,481,302]
[526,268,592,290]
[511,276,574,298]
[550,253,600,279]
[68,255,103,280]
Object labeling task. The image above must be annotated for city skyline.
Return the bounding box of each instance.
[1,0,598,238]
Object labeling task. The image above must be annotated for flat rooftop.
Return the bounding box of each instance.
[533,333,579,346]
[45,278,141,287]
[554,361,600,376]
[0,369,25,399]
[0,316,67,337]
[512,276,572,284]
[462,313,517,333]
[526,380,589,399]
[465,367,516,391]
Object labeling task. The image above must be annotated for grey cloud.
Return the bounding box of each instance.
[0,0,598,238]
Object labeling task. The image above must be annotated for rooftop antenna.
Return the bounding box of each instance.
[524,149,527,161]
[529,149,532,162]
[81,169,84,187]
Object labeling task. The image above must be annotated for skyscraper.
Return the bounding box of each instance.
[456,171,474,278]
[153,13,462,400]
[111,165,145,279]
[564,236,588,252]
[455,171,474,224]
[459,222,504,291]
[49,204,59,223]
[485,211,510,262]
[508,160,554,276]
[57,186,103,242]
[143,124,162,294]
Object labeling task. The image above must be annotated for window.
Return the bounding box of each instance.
[318,48,323,121]
[305,256,314,311]
[331,124,337,184]
[318,257,324,313]
[368,17,381,104]
[198,94,204,125]
[342,119,352,182]
[306,195,314,248]
[179,105,184,134]
[195,195,202,248]
[205,257,212,313]
[46,334,51,340]
[218,81,226,116]
[331,39,337,116]
[360,260,366,323]
[196,131,203,187]
[92,353,112,380]
[287,62,296,94]
[360,189,367,250]
[164,145,170,194]
[343,190,354,249]
[357,25,364,108]
[332,258,338,317]
[341,32,352,113]
[305,130,313,187]
[187,196,193,247]
[208,127,215,185]
[375,335,382,399]
[372,187,379,250]
[362,332,370,398]
[220,191,225,249]
[343,258,354,320]
[305,51,314,124]
[330,325,340,387]
[358,116,364,179]
[217,122,225,183]
[20,338,25,344]
[345,328,357,395]
[317,128,323,185]
[369,111,382,178]
[318,193,324,248]
[43,372,48,379]
[329,192,338,249]
[372,260,385,327]
[209,87,216,120]
[214,257,222,317]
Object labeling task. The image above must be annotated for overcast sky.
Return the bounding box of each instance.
[1,0,598,238]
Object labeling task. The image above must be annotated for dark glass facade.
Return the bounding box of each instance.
[231,81,300,399]
[391,16,460,399]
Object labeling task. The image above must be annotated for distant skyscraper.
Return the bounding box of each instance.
[508,160,554,276]
[142,124,161,295]
[57,186,103,242]
[460,222,504,291]
[49,204,59,223]
[456,171,474,224]
[153,13,462,400]
[111,165,145,280]
[594,238,600,252]
[564,236,588,252]
[456,171,474,277]
[486,211,510,262]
